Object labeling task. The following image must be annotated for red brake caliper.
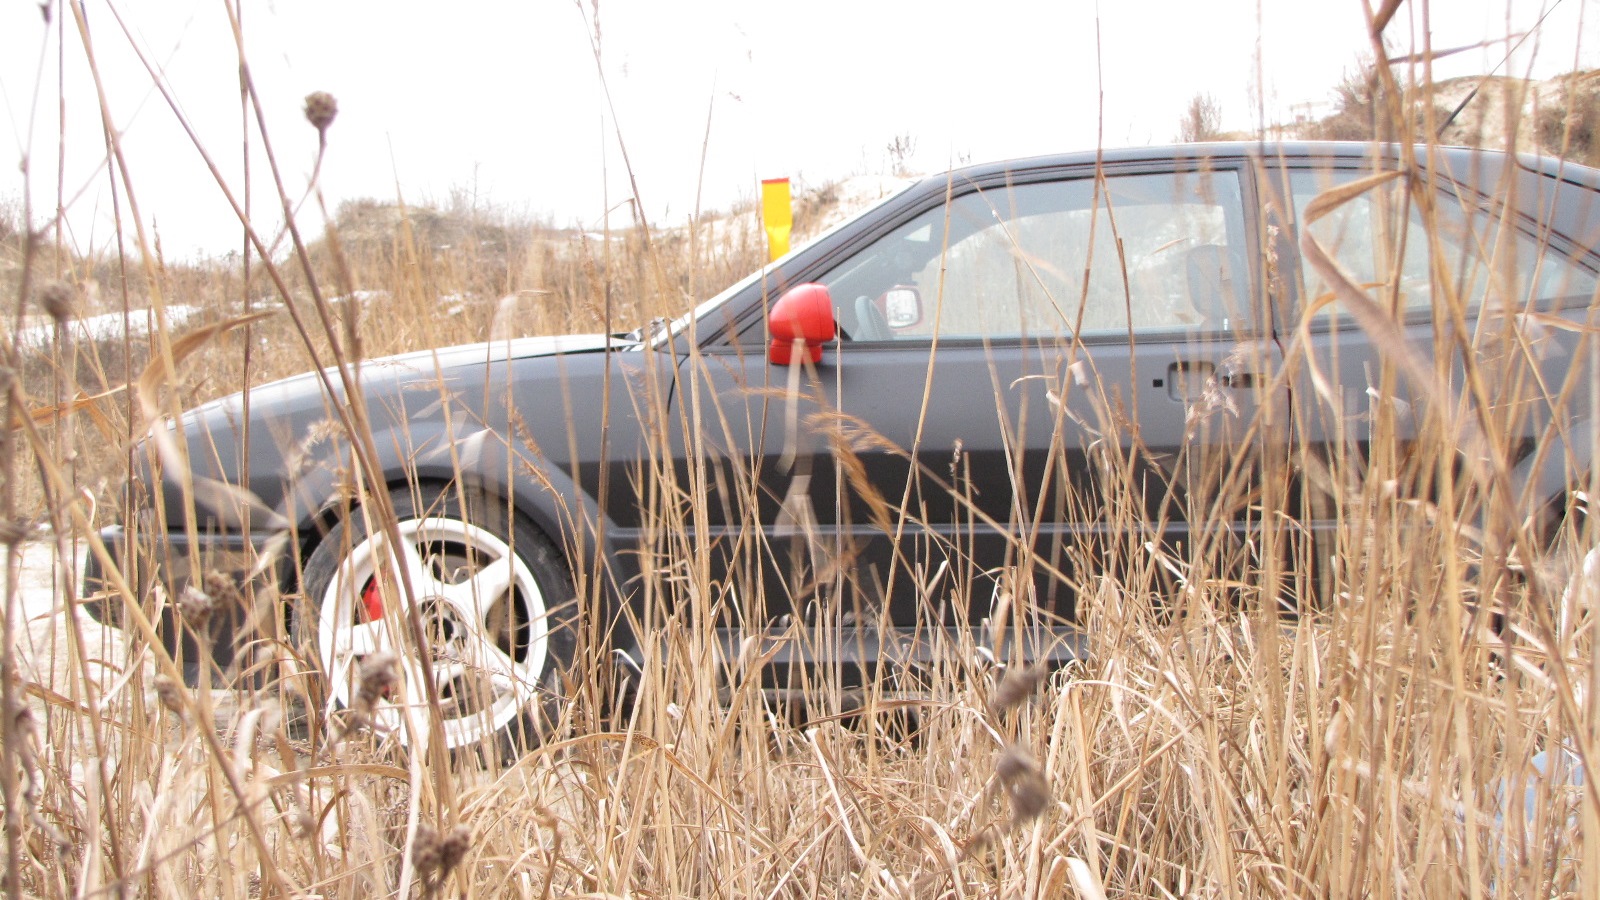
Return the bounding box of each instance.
[360,578,384,622]
[357,578,393,698]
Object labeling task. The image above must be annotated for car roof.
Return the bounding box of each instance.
[912,140,1600,263]
[926,140,1600,192]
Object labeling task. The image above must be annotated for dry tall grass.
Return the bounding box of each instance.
[4,3,1599,898]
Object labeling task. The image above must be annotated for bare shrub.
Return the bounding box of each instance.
[1177,92,1224,142]
[1538,70,1600,165]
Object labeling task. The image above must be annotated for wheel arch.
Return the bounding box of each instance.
[284,422,640,651]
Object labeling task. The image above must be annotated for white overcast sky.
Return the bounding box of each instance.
[2,0,1597,261]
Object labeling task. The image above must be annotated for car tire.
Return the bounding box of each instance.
[294,485,576,752]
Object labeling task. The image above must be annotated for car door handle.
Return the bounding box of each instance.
[1166,361,1212,401]
[1165,362,1264,400]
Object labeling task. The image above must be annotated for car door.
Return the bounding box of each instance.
[1279,156,1600,579]
[673,160,1281,643]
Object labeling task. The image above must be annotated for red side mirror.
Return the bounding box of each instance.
[768,283,837,365]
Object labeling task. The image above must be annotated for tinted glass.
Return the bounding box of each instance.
[1290,168,1598,322]
[819,169,1251,341]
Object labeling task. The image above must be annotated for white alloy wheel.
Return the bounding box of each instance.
[313,514,551,749]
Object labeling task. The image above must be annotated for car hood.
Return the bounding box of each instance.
[182,332,637,426]
[307,331,633,388]
[139,331,645,531]
[372,332,634,371]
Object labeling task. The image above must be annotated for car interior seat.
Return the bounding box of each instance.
[1185,244,1239,333]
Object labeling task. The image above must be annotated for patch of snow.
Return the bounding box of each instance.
[329,290,390,305]
[6,540,151,734]
[6,537,63,623]
[15,304,203,348]
[439,292,475,316]
[833,174,918,210]
[810,174,917,236]
[10,539,254,744]
[748,173,918,260]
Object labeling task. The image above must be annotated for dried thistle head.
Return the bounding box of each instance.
[153,675,186,717]
[339,650,399,739]
[177,584,216,628]
[437,824,471,878]
[303,91,338,134]
[414,822,472,891]
[33,280,77,324]
[356,651,399,708]
[0,517,31,547]
[292,807,317,840]
[413,822,441,876]
[203,569,243,609]
[996,745,1051,826]
[989,664,1046,714]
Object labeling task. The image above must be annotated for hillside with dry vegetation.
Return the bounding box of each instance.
[1182,68,1600,161]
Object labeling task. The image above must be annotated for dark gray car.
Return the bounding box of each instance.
[88,142,1600,748]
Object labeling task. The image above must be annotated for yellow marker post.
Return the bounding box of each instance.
[761,177,792,261]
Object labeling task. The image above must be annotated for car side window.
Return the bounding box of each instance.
[1289,168,1599,321]
[817,169,1253,342]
